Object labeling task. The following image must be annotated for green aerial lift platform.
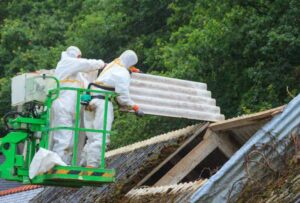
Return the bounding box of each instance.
[0,74,116,187]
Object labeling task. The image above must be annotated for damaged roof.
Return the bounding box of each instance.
[0,185,43,203]
[125,179,207,203]
[191,96,300,202]
[24,106,287,203]
[31,124,201,202]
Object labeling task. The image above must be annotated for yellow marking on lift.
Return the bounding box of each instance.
[79,171,93,176]
[102,173,113,177]
[56,169,69,174]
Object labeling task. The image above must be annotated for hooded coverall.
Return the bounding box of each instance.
[80,50,139,167]
[51,46,105,164]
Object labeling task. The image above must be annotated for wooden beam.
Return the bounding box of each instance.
[153,130,240,186]
[209,106,284,131]
[136,123,209,187]
[154,132,218,186]
[211,132,239,158]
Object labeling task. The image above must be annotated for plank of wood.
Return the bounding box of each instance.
[154,133,218,186]
[136,123,209,187]
[209,106,284,131]
[211,132,239,158]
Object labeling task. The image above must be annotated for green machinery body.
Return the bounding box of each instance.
[0,75,116,187]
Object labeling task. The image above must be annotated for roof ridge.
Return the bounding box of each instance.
[106,124,200,157]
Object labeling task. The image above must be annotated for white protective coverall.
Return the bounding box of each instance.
[81,50,139,167]
[51,46,105,164]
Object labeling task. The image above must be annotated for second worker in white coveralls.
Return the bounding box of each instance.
[51,46,106,164]
[80,50,144,168]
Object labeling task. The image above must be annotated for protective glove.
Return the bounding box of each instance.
[132,104,144,117]
[129,66,142,73]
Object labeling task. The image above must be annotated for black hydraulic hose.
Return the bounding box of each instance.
[87,83,115,93]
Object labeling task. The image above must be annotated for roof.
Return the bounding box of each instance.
[4,103,286,203]
[209,106,284,131]
[191,96,300,202]
[31,124,202,202]
[209,106,284,146]
[31,106,286,202]
[119,106,285,202]
[0,187,43,203]
[125,180,207,203]
[0,185,41,197]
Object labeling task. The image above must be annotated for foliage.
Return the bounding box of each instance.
[0,0,299,147]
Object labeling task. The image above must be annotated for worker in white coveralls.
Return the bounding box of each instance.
[51,46,106,164]
[80,50,144,168]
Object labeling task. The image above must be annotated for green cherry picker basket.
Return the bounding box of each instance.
[0,74,116,187]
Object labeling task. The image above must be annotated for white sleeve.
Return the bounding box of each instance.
[114,70,135,107]
[55,54,105,80]
[70,58,105,74]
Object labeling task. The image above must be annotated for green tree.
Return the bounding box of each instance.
[0,0,299,147]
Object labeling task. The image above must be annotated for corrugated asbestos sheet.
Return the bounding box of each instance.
[125,180,207,203]
[31,125,201,203]
[0,188,44,203]
[130,73,225,122]
[190,95,300,203]
[22,70,224,122]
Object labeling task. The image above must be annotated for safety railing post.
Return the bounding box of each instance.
[101,93,109,169]
[41,75,60,150]
[43,95,52,150]
[72,89,82,166]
